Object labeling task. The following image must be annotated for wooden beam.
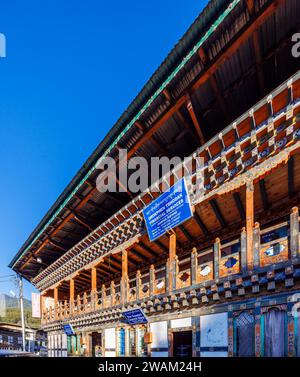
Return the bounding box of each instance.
[198,47,228,120]
[121,249,128,304]
[246,180,254,270]
[178,224,194,242]
[154,240,168,253]
[186,94,205,145]
[210,199,226,228]
[91,267,97,293]
[193,211,209,235]
[139,241,160,257]
[129,248,149,262]
[233,192,245,221]
[48,239,67,252]
[175,110,198,140]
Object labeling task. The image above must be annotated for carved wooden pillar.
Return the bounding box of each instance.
[101,284,106,308]
[136,270,141,300]
[121,249,128,304]
[54,287,58,319]
[191,247,198,285]
[70,278,75,315]
[91,266,97,309]
[110,281,115,307]
[213,238,221,280]
[149,265,155,296]
[253,222,260,268]
[240,227,247,272]
[168,232,177,292]
[246,180,254,269]
[290,206,299,260]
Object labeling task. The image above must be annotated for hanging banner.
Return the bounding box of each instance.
[143,178,193,241]
[31,292,41,318]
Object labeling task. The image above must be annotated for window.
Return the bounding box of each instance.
[260,226,288,244]
[235,311,255,357]
[0,335,3,344]
[8,336,13,344]
[18,337,23,345]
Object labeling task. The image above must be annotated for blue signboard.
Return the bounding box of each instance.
[143,178,193,241]
[63,324,75,336]
[123,308,148,325]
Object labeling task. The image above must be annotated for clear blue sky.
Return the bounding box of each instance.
[0,0,207,299]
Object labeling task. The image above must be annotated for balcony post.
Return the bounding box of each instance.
[240,227,247,272]
[136,270,141,300]
[290,207,299,260]
[121,249,128,305]
[101,284,106,308]
[246,180,254,270]
[168,232,177,292]
[253,222,260,268]
[213,238,221,280]
[70,278,75,315]
[191,247,198,285]
[54,287,58,320]
[110,281,115,307]
[149,265,155,296]
[91,266,97,309]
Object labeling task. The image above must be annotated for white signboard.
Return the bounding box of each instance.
[31,292,41,318]
[150,321,168,357]
[105,328,116,357]
[200,312,228,357]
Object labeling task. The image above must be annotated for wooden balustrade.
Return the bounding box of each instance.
[41,207,300,325]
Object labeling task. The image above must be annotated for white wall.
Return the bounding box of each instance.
[170,317,191,329]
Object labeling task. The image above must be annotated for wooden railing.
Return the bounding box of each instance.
[42,208,299,324]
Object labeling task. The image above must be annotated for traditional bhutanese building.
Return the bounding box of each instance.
[9,0,300,357]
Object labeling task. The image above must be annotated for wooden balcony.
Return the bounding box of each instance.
[41,208,300,326]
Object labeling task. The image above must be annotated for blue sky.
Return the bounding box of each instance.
[0,0,207,299]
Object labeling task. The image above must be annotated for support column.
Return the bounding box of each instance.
[101,284,106,308]
[70,278,75,315]
[246,180,254,270]
[136,270,141,300]
[290,207,299,260]
[110,281,115,307]
[121,249,128,305]
[149,265,155,297]
[168,232,177,292]
[240,227,247,272]
[54,287,59,320]
[91,267,97,309]
[213,238,221,280]
[253,222,260,268]
[191,247,198,285]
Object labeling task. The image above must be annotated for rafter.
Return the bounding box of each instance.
[186,93,205,145]
[233,192,245,221]
[210,199,226,228]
